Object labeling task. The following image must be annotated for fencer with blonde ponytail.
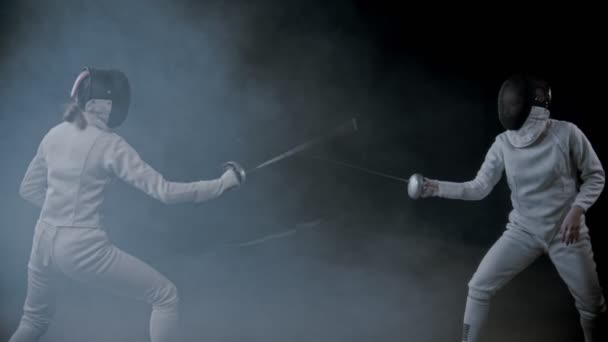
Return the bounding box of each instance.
[11,66,237,342]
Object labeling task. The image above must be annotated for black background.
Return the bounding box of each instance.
[1,0,606,340]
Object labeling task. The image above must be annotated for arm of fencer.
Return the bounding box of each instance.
[19,142,48,208]
[569,124,605,212]
[105,136,230,204]
[435,138,504,200]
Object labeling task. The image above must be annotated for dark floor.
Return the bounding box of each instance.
[1,219,587,341]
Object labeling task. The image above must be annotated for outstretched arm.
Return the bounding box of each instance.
[430,139,504,200]
[105,136,239,204]
[19,142,48,208]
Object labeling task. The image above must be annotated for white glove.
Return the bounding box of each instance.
[220,161,246,191]
[421,178,439,198]
[220,168,240,191]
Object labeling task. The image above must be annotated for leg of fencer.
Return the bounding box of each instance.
[57,241,180,342]
[548,232,606,342]
[462,227,543,342]
[100,247,180,342]
[9,266,57,342]
[462,293,490,342]
[150,300,179,342]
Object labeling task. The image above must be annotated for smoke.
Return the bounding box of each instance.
[0,0,582,341]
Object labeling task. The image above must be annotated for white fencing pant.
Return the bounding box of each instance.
[9,220,179,342]
[462,226,606,342]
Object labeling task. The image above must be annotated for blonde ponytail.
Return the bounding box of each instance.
[63,101,87,130]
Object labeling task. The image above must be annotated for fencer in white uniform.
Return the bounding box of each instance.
[10,67,244,342]
[422,75,605,342]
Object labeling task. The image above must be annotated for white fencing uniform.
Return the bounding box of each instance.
[434,107,606,342]
[10,109,239,342]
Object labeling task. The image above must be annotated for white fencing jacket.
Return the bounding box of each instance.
[20,109,236,228]
[436,107,605,240]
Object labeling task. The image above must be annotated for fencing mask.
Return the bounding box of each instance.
[70,67,131,128]
[498,74,552,131]
[497,75,532,131]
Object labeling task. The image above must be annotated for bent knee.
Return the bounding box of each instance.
[576,295,607,320]
[467,275,495,302]
[152,281,179,310]
[467,286,492,303]
[19,313,51,337]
